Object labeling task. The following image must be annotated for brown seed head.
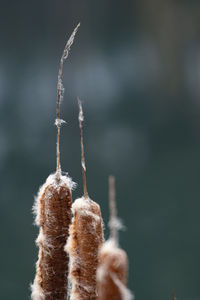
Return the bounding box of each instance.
[66,197,104,300]
[31,173,74,300]
[97,240,130,300]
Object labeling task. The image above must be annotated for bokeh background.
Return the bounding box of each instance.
[1,0,200,299]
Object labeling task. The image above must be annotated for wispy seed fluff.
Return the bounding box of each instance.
[97,176,133,300]
[31,23,80,300]
[65,100,104,299]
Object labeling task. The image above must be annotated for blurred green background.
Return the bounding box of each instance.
[1,0,200,299]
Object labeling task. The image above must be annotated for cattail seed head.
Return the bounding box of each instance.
[31,23,79,300]
[97,240,132,300]
[65,100,104,299]
[31,173,75,300]
[97,176,133,300]
[66,196,104,299]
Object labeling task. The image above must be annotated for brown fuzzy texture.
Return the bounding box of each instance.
[97,242,128,300]
[34,180,72,300]
[66,198,104,300]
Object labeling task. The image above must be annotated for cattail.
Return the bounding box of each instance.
[31,24,80,300]
[65,99,104,299]
[97,176,133,300]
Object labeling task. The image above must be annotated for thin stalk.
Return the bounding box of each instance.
[56,23,80,174]
[109,175,118,243]
[78,98,88,199]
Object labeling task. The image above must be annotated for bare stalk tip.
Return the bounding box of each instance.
[56,23,80,174]
[78,98,88,199]
[109,175,118,244]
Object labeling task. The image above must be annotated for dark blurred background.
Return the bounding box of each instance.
[1,0,200,299]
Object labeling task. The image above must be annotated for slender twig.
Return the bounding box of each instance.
[56,23,80,174]
[78,98,88,199]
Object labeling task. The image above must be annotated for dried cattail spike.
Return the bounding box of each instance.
[66,197,104,300]
[31,24,79,300]
[97,240,132,300]
[31,173,75,300]
[97,177,133,300]
[65,100,104,299]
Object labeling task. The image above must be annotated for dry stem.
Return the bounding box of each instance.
[78,98,88,198]
[56,23,80,175]
[109,175,118,243]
